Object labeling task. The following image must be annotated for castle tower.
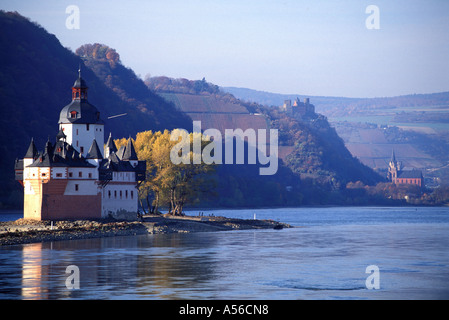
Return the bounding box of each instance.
[283,100,292,115]
[58,68,104,157]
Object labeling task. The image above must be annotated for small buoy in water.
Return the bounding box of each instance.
[273,224,283,230]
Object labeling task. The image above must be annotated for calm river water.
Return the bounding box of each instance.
[0,206,448,300]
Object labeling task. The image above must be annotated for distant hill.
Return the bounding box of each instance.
[222,86,360,113]
[147,76,384,189]
[223,86,449,185]
[222,86,449,116]
[0,11,191,208]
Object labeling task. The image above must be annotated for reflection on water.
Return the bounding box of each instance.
[2,233,223,300]
[1,207,449,300]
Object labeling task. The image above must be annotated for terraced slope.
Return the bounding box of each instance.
[159,93,270,134]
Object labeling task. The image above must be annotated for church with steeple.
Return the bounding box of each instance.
[387,149,423,188]
[14,69,146,220]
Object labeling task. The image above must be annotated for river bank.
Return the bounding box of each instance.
[0,215,292,246]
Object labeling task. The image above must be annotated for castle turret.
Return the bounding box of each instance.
[58,68,104,157]
[122,137,139,167]
[104,133,118,158]
[23,138,38,167]
[86,139,103,168]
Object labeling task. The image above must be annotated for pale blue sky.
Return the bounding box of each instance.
[2,0,449,97]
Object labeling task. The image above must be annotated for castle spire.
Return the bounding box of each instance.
[24,138,38,159]
[72,66,88,100]
[105,132,118,158]
[122,137,138,161]
[86,139,103,160]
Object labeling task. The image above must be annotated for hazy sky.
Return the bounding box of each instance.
[2,0,449,98]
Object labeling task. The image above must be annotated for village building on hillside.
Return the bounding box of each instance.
[14,70,146,220]
[387,150,423,188]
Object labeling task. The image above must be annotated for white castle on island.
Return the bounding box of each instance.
[14,69,146,220]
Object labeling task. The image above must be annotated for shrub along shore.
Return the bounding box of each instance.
[0,215,292,246]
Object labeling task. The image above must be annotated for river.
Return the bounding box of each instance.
[0,206,448,300]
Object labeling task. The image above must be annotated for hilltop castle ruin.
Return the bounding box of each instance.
[281,97,315,118]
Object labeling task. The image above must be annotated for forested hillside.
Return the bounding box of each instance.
[146,75,384,189]
[76,44,192,132]
[0,11,190,208]
[263,108,384,186]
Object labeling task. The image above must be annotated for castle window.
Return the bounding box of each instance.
[70,111,77,119]
[88,173,92,178]
[79,172,82,178]
[86,124,90,131]
[114,190,117,198]
[56,173,62,178]
[131,191,134,199]
[120,190,122,199]
[75,184,79,191]
[125,190,128,199]
[108,190,111,199]
[41,173,46,177]
[69,172,73,178]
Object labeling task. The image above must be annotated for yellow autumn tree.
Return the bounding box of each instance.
[115,129,216,215]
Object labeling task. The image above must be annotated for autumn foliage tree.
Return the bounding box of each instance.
[115,130,216,215]
[76,43,120,66]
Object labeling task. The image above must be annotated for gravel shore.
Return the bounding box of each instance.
[0,215,292,246]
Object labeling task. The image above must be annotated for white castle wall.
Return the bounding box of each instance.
[60,123,104,157]
[101,171,138,219]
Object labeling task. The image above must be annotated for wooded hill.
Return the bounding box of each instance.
[145,76,385,207]
[223,86,449,116]
[1,10,405,209]
[0,11,190,208]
